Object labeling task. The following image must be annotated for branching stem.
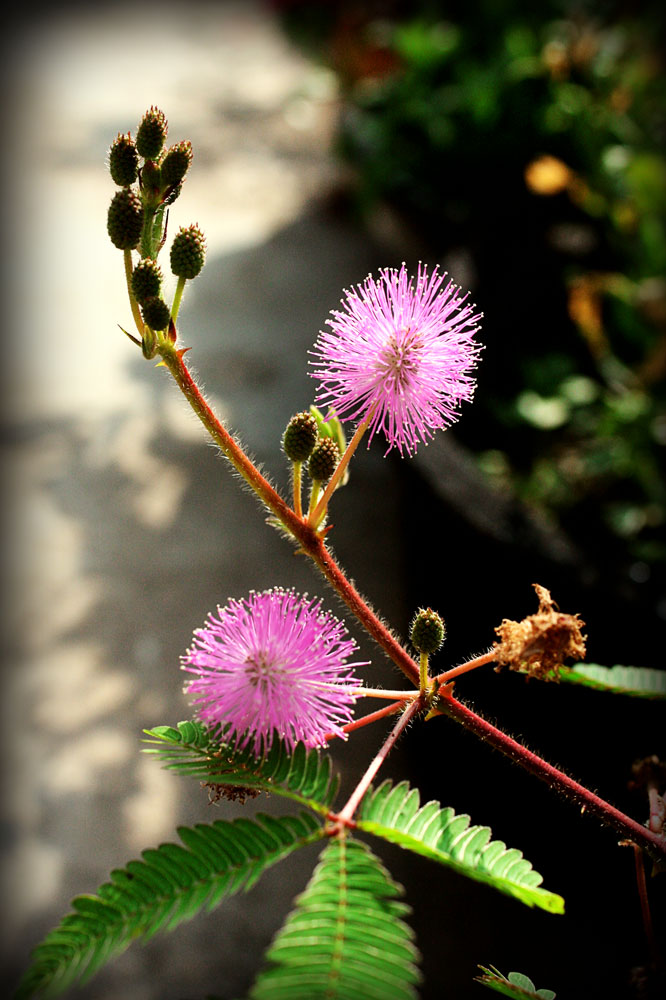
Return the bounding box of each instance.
[156,338,666,862]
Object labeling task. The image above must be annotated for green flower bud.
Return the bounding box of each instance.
[141,296,171,331]
[160,140,193,189]
[140,159,162,199]
[410,608,446,655]
[170,224,206,279]
[131,258,163,305]
[107,188,144,249]
[308,437,341,483]
[109,132,138,186]
[283,412,318,462]
[136,106,168,160]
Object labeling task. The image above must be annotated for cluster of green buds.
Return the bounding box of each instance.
[282,407,347,522]
[106,107,206,358]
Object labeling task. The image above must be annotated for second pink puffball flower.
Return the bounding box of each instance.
[182,588,365,755]
[310,263,483,456]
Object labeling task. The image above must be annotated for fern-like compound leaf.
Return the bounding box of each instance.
[558,663,666,699]
[476,965,556,998]
[142,721,339,813]
[356,781,564,913]
[16,813,325,999]
[247,836,421,999]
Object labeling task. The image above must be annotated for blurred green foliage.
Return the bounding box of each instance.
[279,0,666,578]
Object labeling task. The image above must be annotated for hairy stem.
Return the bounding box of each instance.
[326,699,406,740]
[158,341,296,528]
[434,649,496,685]
[440,692,666,862]
[335,698,423,825]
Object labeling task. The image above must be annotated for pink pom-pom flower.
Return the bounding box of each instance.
[182,588,365,755]
[310,263,483,456]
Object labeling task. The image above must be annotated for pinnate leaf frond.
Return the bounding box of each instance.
[356,780,564,913]
[247,836,421,999]
[17,812,325,999]
[143,721,339,813]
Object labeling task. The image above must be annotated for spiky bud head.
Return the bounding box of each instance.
[410,608,446,655]
[107,188,144,249]
[170,224,206,279]
[136,106,168,159]
[308,437,341,482]
[141,296,171,332]
[160,140,193,189]
[131,258,163,305]
[283,411,319,462]
[109,132,139,186]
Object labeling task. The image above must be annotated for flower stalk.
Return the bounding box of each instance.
[123,249,144,337]
[309,414,370,528]
[419,652,429,693]
[333,698,424,827]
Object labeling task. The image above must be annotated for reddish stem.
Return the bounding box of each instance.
[633,845,659,966]
[336,698,423,825]
[435,649,496,685]
[440,692,666,862]
[336,699,406,737]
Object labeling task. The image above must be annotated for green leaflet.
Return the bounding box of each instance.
[476,965,557,998]
[16,813,325,1000]
[558,663,666,699]
[355,780,564,914]
[142,721,340,813]
[247,837,421,1000]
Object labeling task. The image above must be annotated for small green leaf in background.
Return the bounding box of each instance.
[559,663,666,699]
[476,964,556,998]
[310,405,349,484]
